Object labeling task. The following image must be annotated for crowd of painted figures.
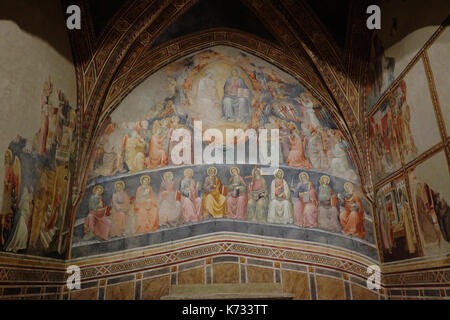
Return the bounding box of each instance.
[0,78,76,254]
[91,53,359,183]
[91,99,358,182]
[84,167,366,242]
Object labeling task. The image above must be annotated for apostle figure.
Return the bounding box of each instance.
[134,175,159,234]
[226,167,248,220]
[268,169,293,224]
[84,185,112,241]
[146,125,169,169]
[158,171,182,227]
[317,175,342,232]
[203,167,227,219]
[339,182,366,238]
[286,128,312,169]
[293,172,318,228]
[179,169,202,222]
[247,168,268,223]
[110,181,130,238]
[124,130,146,173]
[222,68,251,122]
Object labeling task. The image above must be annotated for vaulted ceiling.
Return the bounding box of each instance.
[65,0,374,212]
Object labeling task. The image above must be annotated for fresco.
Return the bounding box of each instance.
[408,152,450,257]
[0,77,77,258]
[71,46,376,259]
[368,97,403,183]
[369,59,443,184]
[376,177,419,263]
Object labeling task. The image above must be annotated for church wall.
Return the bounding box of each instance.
[71,46,377,265]
[0,0,77,258]
[1,234,449,300]
[368,26,450,265]
[364,0,450,112]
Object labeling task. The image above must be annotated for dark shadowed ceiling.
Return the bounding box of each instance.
[87,0,127,37]
[151,0,280,47]
[86,0,351,49]
[306,0,350,50]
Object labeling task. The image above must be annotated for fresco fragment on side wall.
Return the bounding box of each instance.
[368,60,441,184]
[427,27,450,133]
[71,46,377,260]
[376,177,420,263]
[0,78,78,258]
[408,152,450,258]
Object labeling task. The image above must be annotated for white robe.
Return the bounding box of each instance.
[268,179,293,224]
[329,143,358,181]
[5,189,33,253]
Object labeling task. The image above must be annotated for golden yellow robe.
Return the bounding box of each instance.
[203,176,227,218]
[29,189,47,248]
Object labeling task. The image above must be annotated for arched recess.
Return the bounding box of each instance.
[68,46,378,264]
[66,0,377,260]
[72,29,365,214]
[68,0,371,204]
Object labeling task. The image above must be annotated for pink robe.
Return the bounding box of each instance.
[293,182,318,228]
[180,179,202,222]
[134,186,159,233]
[84,196,111,241]
[340,193,366,238]
[110,191,130,237]
[146,135,168,169]
[286,136,312,169]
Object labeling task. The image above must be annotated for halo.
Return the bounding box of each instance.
[184,168,194,177]
[274,169,284,178]
[163,171,174,181]
[319,175,330,185]
[299,172,309,181]
[207,167,218,176]
[231,67,240,75]
[230,167,240,175]
[4,149,12,162]
[252,167,261,176]
[114,181,125,190]
[344,182,354,192]
[140,175,151,185]
[93,185,104,194]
